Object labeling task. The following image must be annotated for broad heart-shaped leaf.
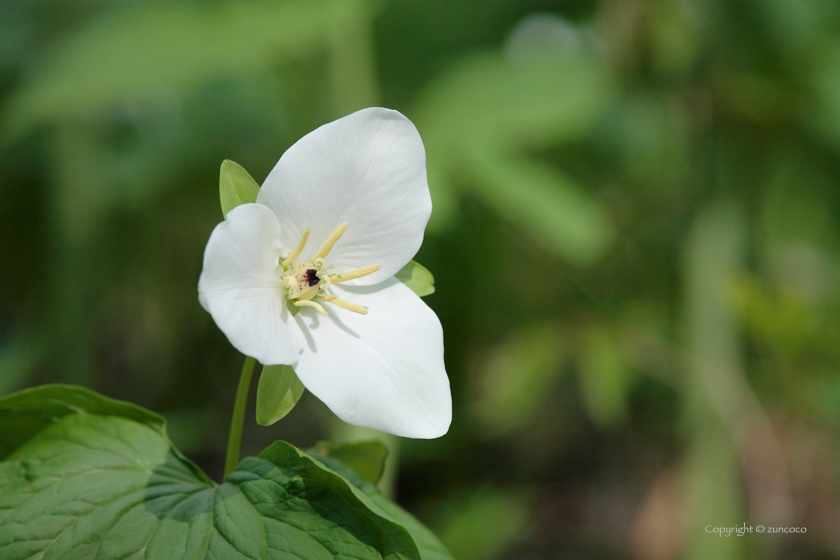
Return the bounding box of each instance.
[0,385,423,559]
[309,440,389,485]
[311,454,454,560]
[0,384,164,461]
[256,364,305,426]
[395,261,435,297]
[220,159,260,218]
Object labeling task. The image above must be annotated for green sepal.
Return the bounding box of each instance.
[396,260,436,297]
[310,440,389,485]
[255,364,305,426]
[219,159,260,218]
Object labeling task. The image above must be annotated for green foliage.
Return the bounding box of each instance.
[5,0,840,557]
[312,452,454,560]
[219,159,260,218]
[471,323,565,435]
[255,364,305,426]
[395,260,435,297]
[0,336,47,398]
[0,384,165,460]
[1,0,364,143]
[0,385,451,560]
[310,440,389,485]
[433,490,530,560]
[413,51,615,262]
[682,206,748,560]
[578,327,632,428]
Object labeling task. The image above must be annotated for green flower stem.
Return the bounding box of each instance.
[224,355,257,479]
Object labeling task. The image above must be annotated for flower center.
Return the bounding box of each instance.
[278,222,379,316]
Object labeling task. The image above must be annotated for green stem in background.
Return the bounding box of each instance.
[224,355,257,479]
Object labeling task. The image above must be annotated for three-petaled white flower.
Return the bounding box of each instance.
[198,108,451,438]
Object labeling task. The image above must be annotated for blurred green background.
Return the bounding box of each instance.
[2,0,840,558]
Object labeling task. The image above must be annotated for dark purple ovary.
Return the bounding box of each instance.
[305,268,320,286]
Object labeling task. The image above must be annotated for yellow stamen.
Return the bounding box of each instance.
[295,299,327,315]
[313,222,348,260]
[283,228,310,266]
[332,264,380,283]
[324,295,368,315]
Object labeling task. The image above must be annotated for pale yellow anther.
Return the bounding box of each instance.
[332,264,380,284]
[324,295,368,315]
[295,299,327,315]
[283,228,310,266]
[314,222,348,261]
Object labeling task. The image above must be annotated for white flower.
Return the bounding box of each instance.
[198,108,451,438]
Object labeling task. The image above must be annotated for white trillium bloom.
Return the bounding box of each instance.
[198,108,452,439]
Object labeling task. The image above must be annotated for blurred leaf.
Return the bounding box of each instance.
[729,272,821,352]
[717,73,797,124]
[755,0,826,64]
[255,364,305,426]
[578,326,632,428]
[683,205,748,560]
[413,51,615,261]
[683,417,744,560]
[468,151,613,264]
[0,334,45,396]
[805,373,840,426]
[810,41,840,144]
[646,0,702,77]
[435,490,530,560]
[220,159,260,218]
[313,452,454,560]
[310,440,388,485]
[425,161,459,233]
[327,0,379,115]
[762,155,839,250]
[395,260,436,297]
[610,94,689,190]
[416,52,615,150]
[1,0,366,142]
[472,323,565,434]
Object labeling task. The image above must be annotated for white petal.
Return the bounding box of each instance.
[258,108,431,285]
[292,279,451,438]
[197,271,210,312]
[200,203,303,365]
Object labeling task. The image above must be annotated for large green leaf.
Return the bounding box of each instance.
[0,386,424,559]
[255,364,305,426]
[312,454,454,560]
[0,384,165,461]
[310,440,389,485]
